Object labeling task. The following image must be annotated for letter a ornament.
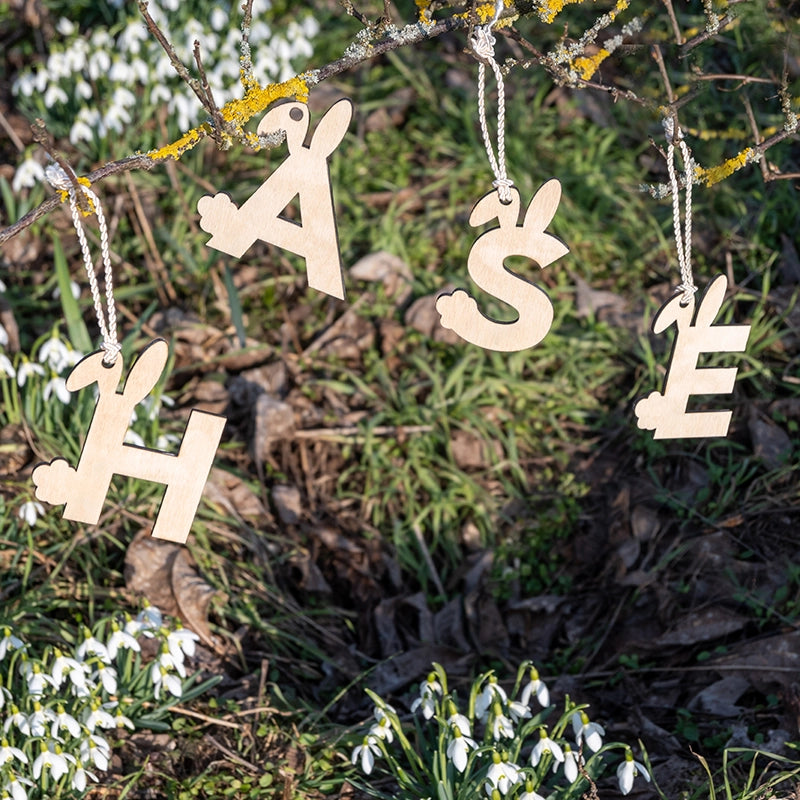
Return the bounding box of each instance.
[198,99,353,300]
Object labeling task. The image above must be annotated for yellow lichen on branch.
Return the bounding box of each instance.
[148,75,309,161]
[573,48,610,80]
[221,75,309,129]
[453,0,514,24]
[694,148,755,187]
[415,0,433,24]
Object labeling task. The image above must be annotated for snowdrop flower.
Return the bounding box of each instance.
[92,662,118,694]
[530,728,564,766]
[11,158,45,192]
[475,675,507,721]
[50,648,89,690]
[32,742,74,781]
[51,704,81,739]
[158,643,186,678]
[38,334,69,369]
[43,376,70,403]
[151,663,182,700]
[210,6,228,31]
[76,627,111,664]
[150,84,172,105]
[3,706,28,735]
[0,739,28,767]
[508,699,531,723]
[0,628,24,660]
[79,734,110,771]
[446,700,471,737]
[490,701,514,740]
[124,429,146,447]
[18,501,44,527]
[106,621,141,659]
[26,701,55,736]
[369,714,393,744]
[22,661,57,695]
[84,701,115,732]
[562,743,582,783]
[71,760,98,792]
[43,84,68,106]
[446,726,476,773]
[114,708,134,730]
[572,710,605,753]
[617,750,650,795]
[410,672,442,720]
[16,359,44,387]
[520,666,549,708]
[351,735,381,775]
[0,325,7,346]
[166,624,198,663]
[55,17,75,35]
[485,751,520,795]
[3,772,33,800]
[519,780,545,800]
[0,353,15,379]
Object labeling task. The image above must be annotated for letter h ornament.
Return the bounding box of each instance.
[32,339,226,543]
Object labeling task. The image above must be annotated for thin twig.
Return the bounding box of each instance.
[167,706,241,729]
[0,110,24,152]
[137,0,209,111]
[192,40,227,147]
[680,13,734,56]
[239,0,255,88]
[293,424,434,441]
[742,95,769,183]
[1,155,154,245]
[660,0,683,44]
[696,72,777,85]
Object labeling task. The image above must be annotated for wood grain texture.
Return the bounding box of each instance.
[634,274,751,439]
[435,179,569,352]
[197,99,353,300]
[31,339,226,543]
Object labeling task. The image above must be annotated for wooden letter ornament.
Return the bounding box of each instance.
[197,99,353,300]
[634,274,751,439]
[31,339,226,543]
[435,179,569,352]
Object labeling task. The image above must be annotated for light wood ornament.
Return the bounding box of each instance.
[197,99,353,300]
[31,339,226,543]
[634,274,751,439]
[435,179,569,351]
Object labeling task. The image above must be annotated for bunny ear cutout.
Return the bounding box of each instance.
[469,187,520,227]
[308,98,354,158]
[256,102,309,137]
[693,274,729,328]
[66,350,123,394]
[651,293,694,335]
[523,179,562,231]
[121,338,169,405]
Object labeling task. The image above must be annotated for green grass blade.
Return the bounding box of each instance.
[52,235,92,353]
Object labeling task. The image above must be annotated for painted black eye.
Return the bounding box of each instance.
[289,107,304,122]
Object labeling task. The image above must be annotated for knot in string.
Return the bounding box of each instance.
[45,164,119,365]
[471,1,513,204]
[662,118,696,306]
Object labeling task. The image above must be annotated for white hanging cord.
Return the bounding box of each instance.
[45,164,120,364]
[663,117,696,305]
[471,0,513,203]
